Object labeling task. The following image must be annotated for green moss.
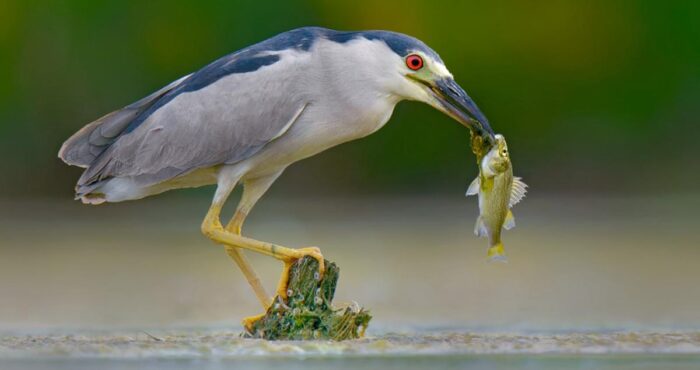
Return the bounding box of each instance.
[243,257,371,341]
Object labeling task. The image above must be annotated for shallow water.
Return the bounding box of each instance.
[3,355,700,370]
[1,195,699,368]
[3,330,700,357]
[2,330,700,369]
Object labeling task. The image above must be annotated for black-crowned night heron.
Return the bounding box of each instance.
[59,27,494,328]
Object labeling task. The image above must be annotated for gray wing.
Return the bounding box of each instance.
[76,58,309,190]
[59,75,191,168]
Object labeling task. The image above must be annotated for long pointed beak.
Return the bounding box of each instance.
[430,78,495,142]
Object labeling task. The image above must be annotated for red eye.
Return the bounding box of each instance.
[406,54,423,70]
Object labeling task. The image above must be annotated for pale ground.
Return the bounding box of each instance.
[1,194,699,368]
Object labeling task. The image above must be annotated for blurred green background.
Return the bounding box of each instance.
[1,0,698,198]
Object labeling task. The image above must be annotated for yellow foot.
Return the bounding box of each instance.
[275,247,325,300]
[242,312,266,332]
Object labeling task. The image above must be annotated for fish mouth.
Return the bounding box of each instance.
[411,75,496,146]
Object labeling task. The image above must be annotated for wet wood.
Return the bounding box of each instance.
[243,256,371,341]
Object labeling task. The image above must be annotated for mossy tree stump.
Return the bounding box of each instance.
[243,256,371,341]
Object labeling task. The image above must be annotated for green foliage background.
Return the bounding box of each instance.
[1,1,698,197]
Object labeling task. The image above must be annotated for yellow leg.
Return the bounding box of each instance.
[274,246,322,299]
[223,210,271,309]
[202,203,325,300]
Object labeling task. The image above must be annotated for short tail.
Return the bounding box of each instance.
[74,180,107,205]
[487,243,507,263]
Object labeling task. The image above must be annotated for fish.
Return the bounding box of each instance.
[466,134,527,262]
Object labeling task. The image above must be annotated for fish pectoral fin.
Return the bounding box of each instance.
[509,177,528,207]
[504,210,516,230]
[474,216,488,237]
[466,177,480,196]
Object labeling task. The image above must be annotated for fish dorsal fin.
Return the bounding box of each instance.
[504,210,516,230]
[509,177,528,207]
[466,177,480,196]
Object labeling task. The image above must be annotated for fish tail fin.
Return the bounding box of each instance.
[487,243,508,263]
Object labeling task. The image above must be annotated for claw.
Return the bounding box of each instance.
[242,312,266,332]
[276,261,294,300]
[297,246,325,279]
[274,247,325,301]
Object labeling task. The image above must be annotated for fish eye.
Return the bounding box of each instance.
[405,54,424,71]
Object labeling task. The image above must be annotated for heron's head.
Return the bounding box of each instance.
[282,28,495,141]
[353,31,495,139]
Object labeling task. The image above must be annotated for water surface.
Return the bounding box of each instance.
[1,195,698,369]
